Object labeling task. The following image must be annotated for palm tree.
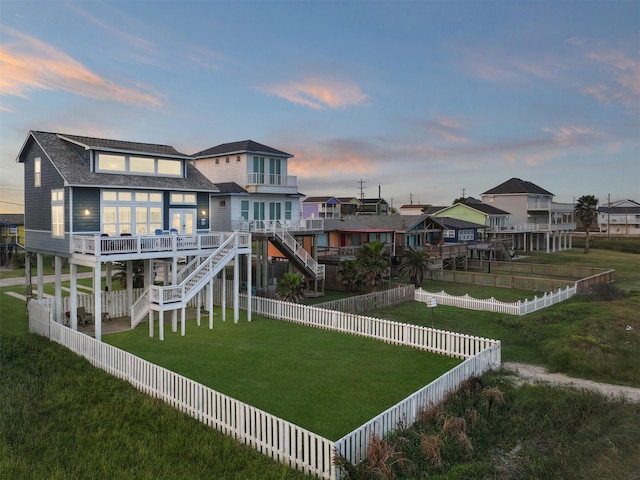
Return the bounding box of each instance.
[574,195,599,254]
[275,272,306,303]
[355,242,391,292]
[337,259,363,293]
[398,247,430,287]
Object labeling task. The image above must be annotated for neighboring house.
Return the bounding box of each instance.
[436,217,486,244]
[17,131,251,340]
[359,197,390,215]
[192,140,324,294]
[481,178,575,253]
[336,197,361,216]
[302,196,341,219]
[318,214,449,259]
[597,199,640,236]
[433,201,510,240]
[0,213,24,266]
[398,204,430,216]
[191,140,303,228]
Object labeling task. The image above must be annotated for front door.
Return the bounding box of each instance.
[170,209,195,234]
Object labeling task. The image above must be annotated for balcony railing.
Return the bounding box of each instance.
[71,232,250,257]
[246,173,297,187]
[232,218,324,233]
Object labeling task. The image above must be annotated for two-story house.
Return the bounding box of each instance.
[598,199,640,235]
[481,178,575,253]
[302,196,341,219]
[18,131,252,340]
[191,140,324,295]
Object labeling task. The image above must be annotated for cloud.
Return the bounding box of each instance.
[0,27,163,107]
[419,116,469,143]
[261,76,367,109]
[581,48,640,106]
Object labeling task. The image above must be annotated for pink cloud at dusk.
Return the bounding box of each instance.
[0,28,163,107]
[261,77,367,109]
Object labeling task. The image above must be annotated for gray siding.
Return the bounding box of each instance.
[25,230,70,257]
[72,187,101,233]
[23,139,66,234]
[197,192,210,231]
[211,196,232,231]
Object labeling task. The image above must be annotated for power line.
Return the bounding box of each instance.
[0,200,24,206]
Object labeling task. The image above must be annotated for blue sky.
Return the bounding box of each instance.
[1,1,638,213]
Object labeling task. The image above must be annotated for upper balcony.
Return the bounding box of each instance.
[245,173,299,194]
[70,231,251,264]
[232,218,324,234]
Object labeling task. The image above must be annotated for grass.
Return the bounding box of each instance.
[0,287,309,480]
[105,314,461,440]
[2,244,639,478]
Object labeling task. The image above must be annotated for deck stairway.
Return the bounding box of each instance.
[268,225,325,281]
[130,232,247,329]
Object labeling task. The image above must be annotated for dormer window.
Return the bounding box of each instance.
[96,153,183,177]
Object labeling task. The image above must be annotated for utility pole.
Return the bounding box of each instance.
[358,179,366,200]
[607,193,610,240]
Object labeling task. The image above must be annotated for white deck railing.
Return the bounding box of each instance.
[71,232,238,257]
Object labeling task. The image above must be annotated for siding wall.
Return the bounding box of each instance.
[194,155,247,185]
[72,187,101,233]
[210,195,232,231]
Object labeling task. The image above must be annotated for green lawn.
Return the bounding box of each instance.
[106,314,461,440]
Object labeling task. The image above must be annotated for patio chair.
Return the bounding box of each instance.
[77,307,93,326]
[155,228,164,235]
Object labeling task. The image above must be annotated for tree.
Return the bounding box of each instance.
[337,259,363,293]
[398,247,430,287]
[275,272,306,303]
[452,196,467,205]
[113,260,146,289]
[355,242,391,292]
[574,195,599,254]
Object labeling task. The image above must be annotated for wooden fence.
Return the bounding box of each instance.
[30,296,500,479]
[415,285,577,316]
[314,284,415,314]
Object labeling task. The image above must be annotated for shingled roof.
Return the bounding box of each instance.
[17,131,219,192]
[483,178,553,196]
[192,140,292,159]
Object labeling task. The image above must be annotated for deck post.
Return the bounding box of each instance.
[172,257,178,332]
[234,241,240,324]
[94,262,102,341]
[208,278,214,329]
[159,309,164,341]
[246,250,252,322]
[36,253,44,300]
[54,256,62,324]
[222,271,227,322]
[70,263,78,330]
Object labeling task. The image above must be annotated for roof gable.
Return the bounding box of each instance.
[483,177,553,196]
[17,131,219,192]
[192,140,292,159]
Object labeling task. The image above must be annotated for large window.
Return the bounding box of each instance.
[34,157,41,187]
[285,201,292,220]
[252,156,265,184]
[253,202,265,221]
[101,190,163,236]
[240,200,249,220]
[96,153,183,178]
[51,189,64,238]
[170,192,196,204]
[269,202,281,220]
[269,158,282,185]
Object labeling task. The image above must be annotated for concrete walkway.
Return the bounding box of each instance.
[0,271,100,288]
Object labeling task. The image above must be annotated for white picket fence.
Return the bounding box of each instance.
[29,294,500,479]
[415,285,577,316]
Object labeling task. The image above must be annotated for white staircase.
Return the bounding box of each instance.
[130,232,247,329]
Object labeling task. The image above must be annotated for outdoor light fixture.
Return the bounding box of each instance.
[84,209,90,216]
[201,210,207,216]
